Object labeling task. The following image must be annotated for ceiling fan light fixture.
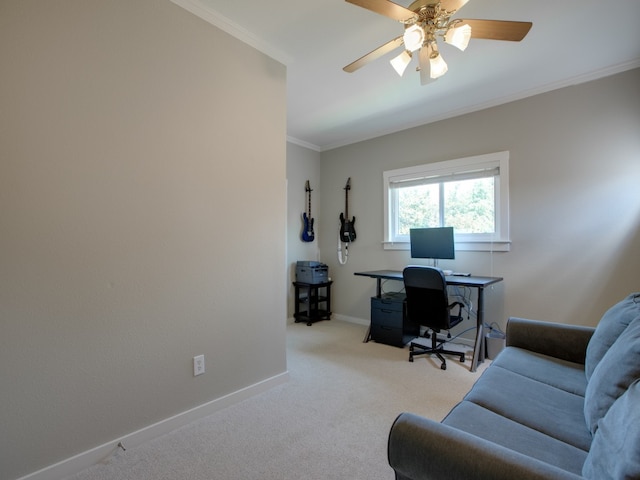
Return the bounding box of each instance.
[390,50,412,76]
[444,23,472,51]
[343,0,533,86]
[403,24,425,52]
[429,52,448,79]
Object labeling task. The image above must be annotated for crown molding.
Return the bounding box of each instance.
[286,136,321,152]
[170,0,293,66]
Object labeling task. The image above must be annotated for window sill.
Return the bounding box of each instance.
[382,241,511,253]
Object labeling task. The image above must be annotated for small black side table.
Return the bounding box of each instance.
[293,281,332,326]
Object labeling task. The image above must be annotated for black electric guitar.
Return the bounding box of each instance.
[301,180,315,242]
[339,177,356,242]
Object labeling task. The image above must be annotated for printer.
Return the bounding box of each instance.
[295,261,329,284]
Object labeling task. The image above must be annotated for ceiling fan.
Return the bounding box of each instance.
[343,0,532,85]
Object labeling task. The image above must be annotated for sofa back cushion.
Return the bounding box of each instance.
[583,379,640,479]
[584,316,640,434]
[585,292,640,381]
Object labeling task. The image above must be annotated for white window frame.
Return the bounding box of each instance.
[383,151,510,252]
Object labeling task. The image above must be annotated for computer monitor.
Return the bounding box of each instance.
[409,227,455,261]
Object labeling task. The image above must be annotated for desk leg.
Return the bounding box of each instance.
[470,287,486,372]
[363,279,383,342]
[471,323,483,372]
[363,327,371,343]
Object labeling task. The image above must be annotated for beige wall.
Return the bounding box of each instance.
[310,68,640,330]
[286,143,322,318]
[0,1,287,479]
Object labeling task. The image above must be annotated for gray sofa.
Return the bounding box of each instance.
[388,293,640,480]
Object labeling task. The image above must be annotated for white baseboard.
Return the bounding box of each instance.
[18,372,289,480]
[287,314,369,327]
[333,314,476,347]
[331,313,369,326]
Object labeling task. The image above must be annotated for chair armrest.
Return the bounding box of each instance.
[505,317,595,364]
[388,413,582,480]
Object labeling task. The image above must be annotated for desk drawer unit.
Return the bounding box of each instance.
[370,293,418,347]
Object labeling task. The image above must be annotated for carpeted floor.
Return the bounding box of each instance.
[66,320,489,480]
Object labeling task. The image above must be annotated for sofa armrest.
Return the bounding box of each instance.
[388,413,582,480]
[505,317,595,364]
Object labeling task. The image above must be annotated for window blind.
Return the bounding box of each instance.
[388,166,499,189]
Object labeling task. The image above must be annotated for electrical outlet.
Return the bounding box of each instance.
[193,355,205,376]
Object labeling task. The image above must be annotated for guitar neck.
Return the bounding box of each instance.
[344,178,351,219]
[305,181,312,217]
[345,190,349,219]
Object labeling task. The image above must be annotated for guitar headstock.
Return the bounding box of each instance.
[305,180,312,192]
[344,177,351,191]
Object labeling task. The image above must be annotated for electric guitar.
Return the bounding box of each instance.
[339,177,356,242]
[301,180,315,242]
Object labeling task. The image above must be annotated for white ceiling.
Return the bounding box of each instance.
[172,0,640,151]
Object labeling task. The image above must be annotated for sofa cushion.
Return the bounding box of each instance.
[443,400,588,475]
[492,347,587,396]
[584,316,640,434]
[582,379,640,479]
[464,366,592,451]
[585,292,640,381]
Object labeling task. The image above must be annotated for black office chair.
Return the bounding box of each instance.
[403,266,466,370]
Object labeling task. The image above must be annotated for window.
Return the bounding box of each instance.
[383,151,510,252]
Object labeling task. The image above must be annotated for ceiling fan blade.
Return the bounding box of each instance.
[461,19,532,41]
[343,36,404,73]
[440,0,469,13]
[345,0,417,23]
